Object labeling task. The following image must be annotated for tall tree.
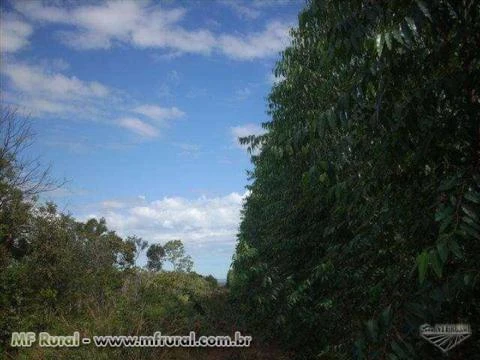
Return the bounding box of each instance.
[232,1,479,358]
[164,240,193,272]
[1,106,62,262]
[146,244,165,272]
[127,235,148,266]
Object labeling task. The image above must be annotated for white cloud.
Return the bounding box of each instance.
[1,61,112,119]
[14,1,215,53]
[3,62,109,100]
[220,1,261,19]
[219,21,291,60]
[134,105,185,122]
[2,59,185,139]
[85,192,248,246]
[13,1,293,60]
[28,98,69,114]
[132,27,216,54]
[0,15,33,53]
[57,30,112,50]
[16,2,70,23]
[118,118,159,138]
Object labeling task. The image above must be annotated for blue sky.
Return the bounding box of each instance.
[0,0,304,278]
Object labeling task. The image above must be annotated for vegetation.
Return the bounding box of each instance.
[0,107,286,359]
[231,0,479,358]
[2,0,479,359]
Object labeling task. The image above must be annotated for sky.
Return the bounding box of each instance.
[0,0,304,278]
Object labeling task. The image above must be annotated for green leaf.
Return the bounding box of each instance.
[464,191,480,204]
[392,29,404,45]
[328,112,336,130]
[401,21,413,45]
[376,33,384,56]
[416,251,428,284]
[461,204,478,221]
[462,215,480,231]
[391,341,408,359]
[319,173,328,184]
[436,240,449,263]
[405,17,417,33]
[429,249,442,278]
[385,32,392,50]
[319,160,328,171]
[416,1,432,21]
[365,319,378,341]
[435,205,453,222]
[448,239,463,258]
[439,215,453,232]
[460,223,480,240]
[438,176,458,191]
[381,305,392,328]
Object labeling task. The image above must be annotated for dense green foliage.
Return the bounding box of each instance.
[231,0,479,358]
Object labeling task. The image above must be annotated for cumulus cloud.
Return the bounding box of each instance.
[13,1,214,53]
[1,59,185,138]
[134,105,185,122]
[2,62,109,99]
[118,118,159,138]
[1,61,111,117]
[84,192,248,246]
[219,21,291,60]
[13,1,292,60]
[0,14,33,53]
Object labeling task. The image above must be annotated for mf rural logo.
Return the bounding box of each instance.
[420,323,471,353]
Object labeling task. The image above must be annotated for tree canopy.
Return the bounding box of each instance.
[231,0,479,358]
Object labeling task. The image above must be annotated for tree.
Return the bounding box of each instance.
[163,240,193,272]
[1,106,63,263]
[0,106,61,201]
[126,235,148,266]
[1,200,137,351]
[146,244,165,272]
[231,0,479,358]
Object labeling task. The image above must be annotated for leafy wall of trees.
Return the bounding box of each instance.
[231,0,479,358]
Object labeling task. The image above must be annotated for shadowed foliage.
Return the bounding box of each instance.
[230,0,479,358]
